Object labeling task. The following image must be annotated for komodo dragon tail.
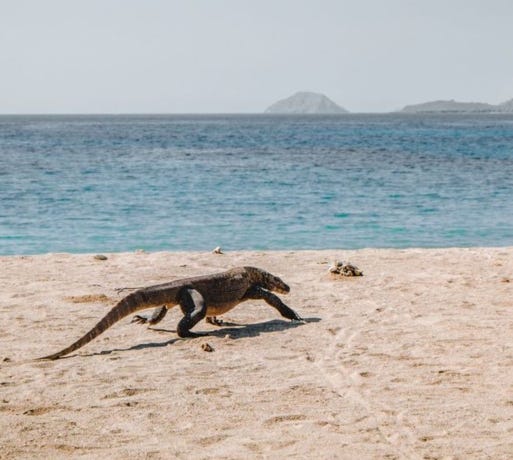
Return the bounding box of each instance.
[39,290,160,360]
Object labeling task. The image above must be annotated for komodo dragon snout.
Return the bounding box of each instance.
[246,266,290,294]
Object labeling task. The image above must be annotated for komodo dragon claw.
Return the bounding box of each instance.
[131,305,168,325]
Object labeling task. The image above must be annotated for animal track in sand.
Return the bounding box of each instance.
[102,388,151,399]
[264,414,307,426]
[23,407,54,415]
[194,386,232,397]
[314,296,422,459]
[66,294,112,304]
[197,434,229,447]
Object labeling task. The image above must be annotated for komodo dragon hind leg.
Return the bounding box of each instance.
[176,288,208,338]
[131,305,168,325]
[244,286,304,321]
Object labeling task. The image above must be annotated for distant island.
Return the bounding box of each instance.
[265,91,348,114]
[499,98,513,112]
[400,98,513,113]
[265,93,513,114]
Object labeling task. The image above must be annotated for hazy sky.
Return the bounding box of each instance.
[1,0,513,113]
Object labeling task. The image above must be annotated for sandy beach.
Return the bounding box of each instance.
[1,248,512,459]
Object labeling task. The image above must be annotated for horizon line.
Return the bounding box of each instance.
[2,111,511,116]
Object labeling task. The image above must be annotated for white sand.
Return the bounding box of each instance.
[1,248,512,459]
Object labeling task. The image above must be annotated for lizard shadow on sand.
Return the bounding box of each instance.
[82,317,320,358]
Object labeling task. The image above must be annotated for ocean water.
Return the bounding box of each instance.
[1,113,512,255]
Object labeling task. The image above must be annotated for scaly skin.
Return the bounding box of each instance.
[40,266,302,360]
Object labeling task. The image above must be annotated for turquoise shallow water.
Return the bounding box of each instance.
[1,113,512,254]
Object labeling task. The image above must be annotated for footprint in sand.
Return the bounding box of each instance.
[102,388,150,399]
[264,414,307,426]
[197,434,229,447]
[23,407,53,416]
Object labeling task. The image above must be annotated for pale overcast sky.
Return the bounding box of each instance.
[1,0,512,113]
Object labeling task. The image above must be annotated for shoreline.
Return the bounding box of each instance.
[1,247,512,458]
[2,244,513,257]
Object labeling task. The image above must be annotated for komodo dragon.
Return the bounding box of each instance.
[40,266,302,360]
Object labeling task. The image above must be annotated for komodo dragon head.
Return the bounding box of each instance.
[244,266,290,294]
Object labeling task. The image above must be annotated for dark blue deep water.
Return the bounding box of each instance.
[1,113,512,254]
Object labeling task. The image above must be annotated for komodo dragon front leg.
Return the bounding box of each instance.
[243,285,303,321]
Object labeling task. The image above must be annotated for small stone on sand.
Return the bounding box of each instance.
[201,343,214,352]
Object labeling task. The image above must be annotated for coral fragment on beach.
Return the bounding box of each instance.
[328,261,363,277]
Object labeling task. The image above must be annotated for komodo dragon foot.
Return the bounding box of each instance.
[206,316,225,326]
[131,305,168,325]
